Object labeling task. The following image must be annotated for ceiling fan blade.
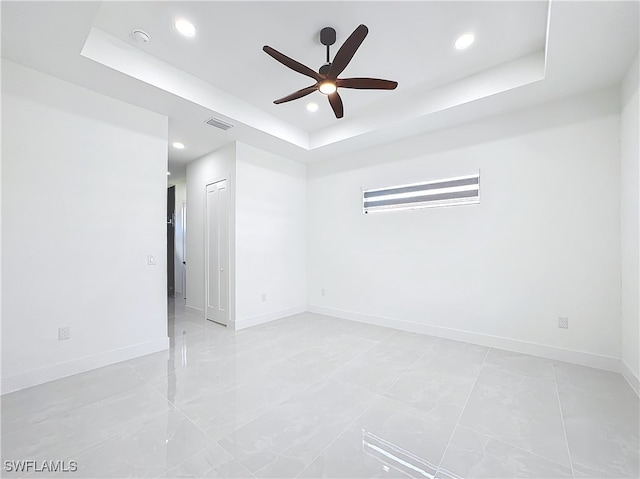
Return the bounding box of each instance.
[328,92,344,119]
[337,78,398,90]
[263,46,322,81]
[274,85,318,104]
[328,24,368,79]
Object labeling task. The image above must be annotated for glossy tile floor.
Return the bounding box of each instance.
[2,298,638,478]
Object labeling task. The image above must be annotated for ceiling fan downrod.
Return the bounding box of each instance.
[319,27,336,75]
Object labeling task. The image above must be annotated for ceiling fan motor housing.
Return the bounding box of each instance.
[319,62,331,75]
[320,27,336,46]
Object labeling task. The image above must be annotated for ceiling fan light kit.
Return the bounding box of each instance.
[263,24,398,119]
[319,81,337,95]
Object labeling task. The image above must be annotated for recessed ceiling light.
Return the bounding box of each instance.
[172,142,185,149]
[455,33,475,50]
[306,102,319,112]
[174,18,196,38]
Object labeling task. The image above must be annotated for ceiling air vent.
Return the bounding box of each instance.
[205,117,233,131]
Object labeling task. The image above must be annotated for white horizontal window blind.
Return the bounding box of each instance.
[363,173,480,214]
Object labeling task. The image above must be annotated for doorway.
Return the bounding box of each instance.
[167,185,175,297]
[205,179,230,326]
[180,201,187,299]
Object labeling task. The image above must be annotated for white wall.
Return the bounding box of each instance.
[173,182,187,297]
[308,88,622,369]
[1,61,169,393]
[185,143,236,322]
[621,53,640,392]
[235,143,306,329]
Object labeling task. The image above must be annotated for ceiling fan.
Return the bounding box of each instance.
[263,24,398,119]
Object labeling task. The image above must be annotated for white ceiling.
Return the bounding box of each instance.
[1,1,638,184]
[92,1,547,131]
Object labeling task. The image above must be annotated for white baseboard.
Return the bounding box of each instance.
[308,305,621,373]
[235,306,307,330]
[185,305,204,318]
[621,360,640,397]
[1,337,169,395]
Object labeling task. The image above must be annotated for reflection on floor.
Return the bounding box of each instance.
[2,297,638,478]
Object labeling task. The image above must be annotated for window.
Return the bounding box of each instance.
[362,173,480,214]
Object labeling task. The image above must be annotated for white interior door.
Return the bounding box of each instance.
[205,180,230,326]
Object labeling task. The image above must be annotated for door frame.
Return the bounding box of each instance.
[204,177,231,326]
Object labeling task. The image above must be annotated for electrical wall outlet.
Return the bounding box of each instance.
[321,288,326,296]
[58,327,71,340]
[261,293,267,302]
[147,255,156,265]
[558,317,569,329]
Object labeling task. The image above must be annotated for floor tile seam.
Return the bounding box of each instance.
[213,436,259,478]
[127,370,259,478]
[260,346,319,374]
[0,407,77,438]
[175,315,208,325]
[206,409,271,442]
[170,336,239,354]
[569,460,625,478]
[134,349,258,382]
[292,390,385,478]
[455,353,574,471]
[325,338,425,383]
[169,317,207,330]
[156,381,242,411]
[150,443,230,479]
[125,352,180,372]
[233,335,314,357]
[180,310,207,322]
[335,327,398,344]
[208,376,349,469]
[1,372,148,437]
[55,405,180,471]
[552,379,639,411]
[259,344,323,368]
[127,361,226,449]
[128,361,159,385]
[377,351,426,397]
[435,348,489,477]
[226,378,328,431]
[481,361,559,386]
[228,458,256,478]
[126,358,244,477]
[323,337,393,379]
[2,377,156,441]
[458,422,576,473]
[169,331,207,343]
[552,362,576,478]
[378,328,405,344]
[144,355,254,391]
